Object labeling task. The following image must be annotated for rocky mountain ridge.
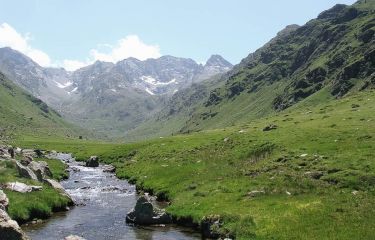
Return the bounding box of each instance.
[0,48,232,137]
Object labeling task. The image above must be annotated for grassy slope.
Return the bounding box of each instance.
[17,89,375,239]
[127,0,374,139]
[0,72,89,142]
[0,157,70,223]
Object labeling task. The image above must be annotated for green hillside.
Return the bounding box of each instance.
[127,0,374,139]
[1,1,374,239]
[0,72,87,143]
[18,88,375,239]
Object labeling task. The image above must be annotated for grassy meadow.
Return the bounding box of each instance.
[12,89,375,239]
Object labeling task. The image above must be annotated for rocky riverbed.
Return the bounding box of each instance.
[22,153,200,240]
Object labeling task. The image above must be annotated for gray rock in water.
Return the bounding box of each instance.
[28,161,52,181]
[15,161,38,181]
[0,190,9,211]
[64,235,86,240]
[126,196,172,225]
[5,182,42,193]
[102,164,115,173]
[86,156,99,167]
[0,209,30,240]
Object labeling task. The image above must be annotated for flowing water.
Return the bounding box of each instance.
[23,153,200,240]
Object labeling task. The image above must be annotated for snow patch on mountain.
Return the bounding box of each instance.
[145,88,155,95]
[55,80,73,89]
[69,87,78,94]
[140,76,178,86]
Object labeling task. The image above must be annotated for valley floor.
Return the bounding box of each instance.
[14,90,375,239]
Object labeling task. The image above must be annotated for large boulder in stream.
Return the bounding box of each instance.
[102,165,116,173]
[85,156,99,167]
[126,196,172,225]
[0,209,30,240]
[28,161,52,181]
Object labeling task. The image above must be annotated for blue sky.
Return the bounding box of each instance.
[0,0,356,70]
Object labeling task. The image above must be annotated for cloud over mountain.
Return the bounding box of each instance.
[0,23,51,67]
[0,23,161,71]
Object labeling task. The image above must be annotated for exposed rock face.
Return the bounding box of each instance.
[5,182,42,193]
[21,149,37,158]
[126,196,172,225]
[28,161,52,181]
[15,161,38,181]
[64,235,86,240]
[86,156,99,167]
[0,190,9,210]
[0,146,12,160]
[44,179,65,192]
[44,179,74,205]
[0,47,233,138]
[0,209,30,240]
[20,156,33,166]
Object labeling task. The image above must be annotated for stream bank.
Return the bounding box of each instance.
[22,153,200,240]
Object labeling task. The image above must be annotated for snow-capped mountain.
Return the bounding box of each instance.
[0,47,232,136]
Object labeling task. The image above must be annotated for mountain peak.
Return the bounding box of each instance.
[0,47,38,66]
[276,24,300,37]
[205,55,233,68]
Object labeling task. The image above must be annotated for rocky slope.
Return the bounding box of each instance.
[0,48,232,137]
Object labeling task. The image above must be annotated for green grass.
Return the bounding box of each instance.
[36,157,69,181]
[14,89,375,239]
[124,0,374,141]
[0,156,71,223]
[5,188,71,223]
[0,72,91,143]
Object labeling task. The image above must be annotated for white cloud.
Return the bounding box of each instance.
[62,59,90,72]
[0,23,162,71]
[62,35,161,71]
[0,23,51,67]
[89,35,161,62]
[27,49,51,67]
